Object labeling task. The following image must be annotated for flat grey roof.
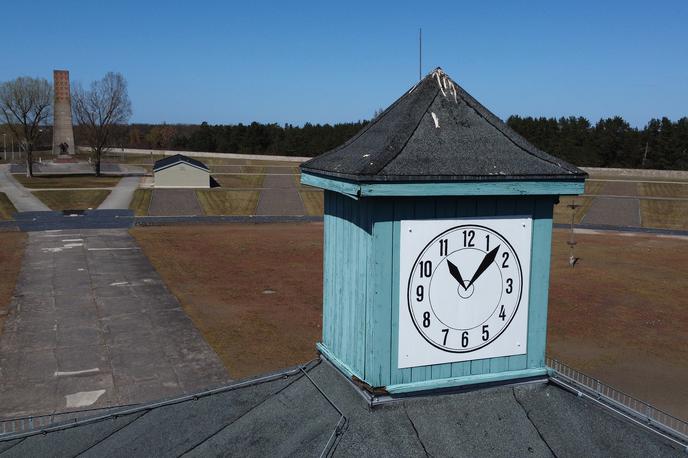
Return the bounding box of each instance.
[0,360,681,457]
[302,68,586,183]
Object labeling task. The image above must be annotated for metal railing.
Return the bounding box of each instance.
[547,357,688,445]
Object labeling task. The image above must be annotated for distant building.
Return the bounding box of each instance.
[52,70,75,155]
[153,154,210,188]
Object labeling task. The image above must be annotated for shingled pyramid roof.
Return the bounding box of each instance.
[302,68,586,183]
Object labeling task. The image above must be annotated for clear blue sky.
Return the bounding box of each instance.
[2,0,686,127]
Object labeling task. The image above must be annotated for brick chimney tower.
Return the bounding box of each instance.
[52,70,75,155]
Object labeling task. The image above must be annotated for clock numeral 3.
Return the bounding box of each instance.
[506,278,513,294]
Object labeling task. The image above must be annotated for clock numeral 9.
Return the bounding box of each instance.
[462,230,475,248]
[416,285,424,301]
[419,260,432,278]
[422,311,430,328]
[461,331,469,348]
[482,325,489,341]
[506,278,513,294]
[439,239,448,256]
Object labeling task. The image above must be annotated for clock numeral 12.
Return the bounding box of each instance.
[439,239,448,256]
[462,230,475,247]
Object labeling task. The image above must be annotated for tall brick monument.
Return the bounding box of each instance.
[52,69,75,155]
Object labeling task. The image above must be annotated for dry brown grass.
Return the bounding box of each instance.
[32,190,110,210]
[553,181,603,224]
[13,174,121,189]
[640,200,688,230]
[548,229,688,419]
[129,189,152,216]
[0,232,27,338]
[213,174,265,188]
[298,191,324,216]
[638,182,688,198]
[0,193,17,220]
[131,223,323,379]
[195,190,260,215]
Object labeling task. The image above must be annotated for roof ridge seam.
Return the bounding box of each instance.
[374,89,441,175]
[456,90,576,173]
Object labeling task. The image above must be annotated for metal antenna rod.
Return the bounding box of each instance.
[419,28,422,81]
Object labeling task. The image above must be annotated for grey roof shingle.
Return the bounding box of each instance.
[153,154,209,173]
[301,68,587,183]
[0,361,682,457]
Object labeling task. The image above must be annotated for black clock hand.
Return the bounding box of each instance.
[446,260,467,290]
[466,245,500,289]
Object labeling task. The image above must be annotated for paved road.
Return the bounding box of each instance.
[0,165,50,212]
[582,181,641,227]
[98,177,140,210]
[255,167,305,216]
[0,229,229,419]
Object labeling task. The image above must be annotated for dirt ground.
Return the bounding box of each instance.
[131,223,323,379]
[131,224,688,420]
[0,232,27,338]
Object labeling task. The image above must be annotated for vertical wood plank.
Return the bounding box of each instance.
[526,196,554,369]
[322,191,333,349]
[365,199,395,387]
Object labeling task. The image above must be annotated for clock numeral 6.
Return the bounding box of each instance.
[506,278,513,294]
[416,285,424,301]
[482,325,490,341]
[461,331,469,348]
[422,311,430,328]
[419,260,432,278]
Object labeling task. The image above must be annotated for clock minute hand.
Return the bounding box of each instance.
[446,260,467,290]
[466,245,500,289]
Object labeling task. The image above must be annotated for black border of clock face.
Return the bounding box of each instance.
[406,224,524,353]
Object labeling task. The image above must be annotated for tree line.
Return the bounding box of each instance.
[121,116,687,170]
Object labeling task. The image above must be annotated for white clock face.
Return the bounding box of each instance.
[398,217,532,368]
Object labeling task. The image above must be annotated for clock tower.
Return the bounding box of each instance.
[300,68,586,395]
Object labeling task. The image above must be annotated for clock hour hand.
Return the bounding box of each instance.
[466,245,500,289]
[446,260,467,290]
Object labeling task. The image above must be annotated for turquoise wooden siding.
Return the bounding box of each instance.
[319,191,556,391]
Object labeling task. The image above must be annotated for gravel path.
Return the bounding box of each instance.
[0,229,229,419]
[148,189,203,216]
[255,167,305,216]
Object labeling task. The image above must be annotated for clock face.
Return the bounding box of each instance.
[398,217,532,368]
[407,225,522,353]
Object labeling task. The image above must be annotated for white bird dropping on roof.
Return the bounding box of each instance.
[431,112,440,128]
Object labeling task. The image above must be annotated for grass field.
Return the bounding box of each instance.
[552,181,604,224]
[195,190,261,215]
[129,189,152,216]
[32,190,111,210]
[640,200,688,230]
[299,191,324,216]
[131,223,688,420]
[213,174,265,188]
[0,232,27,339]
[13,174,121,189]
[0,193,17,220]
[638,182,688,198]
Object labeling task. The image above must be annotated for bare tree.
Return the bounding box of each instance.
[0,77,53,177]
[72,72,132,176]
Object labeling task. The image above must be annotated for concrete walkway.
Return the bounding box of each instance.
[582,181,641,227]
[0,165,50,212]
[98,177,140,210]
[255,167,305,216]
[0,229,229,419]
